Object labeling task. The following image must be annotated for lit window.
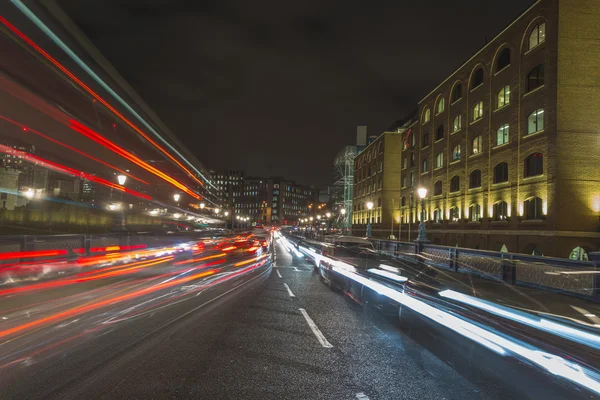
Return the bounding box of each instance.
[469,204,481,221]
[422,158,428,172]
[472,135,482,155]
[497,124,509,145]
[527,65,544,92]
[527,109,544,134]
[435,152,444,169]
[410,172,415,187]
[452,114,462,132]
[494,201,508,221]
[423,108,431,124]
[450,176,460,192]
[471,68,484,89]
[472,102,483,121]
[452,83,462,103]
[524,153,543,177]
[529,22,546,50]
[496,48,511,71]
[493,162,509,183]
[450,206,460,221]
[524,197,543,220]
[469,170,482,188]
[452,145,461,161]
[434,180,443,196]
[497,86,510,108]
[437,98,445,114]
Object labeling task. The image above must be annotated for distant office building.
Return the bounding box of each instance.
[0,167,20,210]
[80,178,95,203]
[211,169,244,214]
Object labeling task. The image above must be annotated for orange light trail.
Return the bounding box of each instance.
[0,269,216,339]
[234,254,269,267]
[70,121,201,200]
[0,116,148,185]
[0,16,205,189]
[173,253,226,265]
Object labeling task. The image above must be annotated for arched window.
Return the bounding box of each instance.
[452,145,461,161]
[452,83,462,103]
[529,22,546,50]
[435,152,444,169]
[497,86,510,109]
[378,142,383,153]
[422,158,428,172]
[469,170,482,188]
[433,209,442,223]
[423,108,431,124]
[472,135,482,155]
[472,101,483,121]
[497,48,511,71]
[497,124,509,145]
[434,180,443,196]
[524,153,543,177]
[569,246,589,261]
[471,67,484,89]
[437,98,445,114]
[494,201,509,220]
[452,114,462,132]
[493,162,509,183]
[449,206,460,221]
[524,197,543,220]
[436,125,444,141]
[527,65,544,91]
[450,175,460,192]
[469,204,481,221]
[527,109,544,134]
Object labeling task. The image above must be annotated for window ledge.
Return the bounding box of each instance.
[524,42,544,56]
[470,152,483,158]
[493,104,509,113]
[434,166,443,171]
[435,111,444,116]
[522,219,545,224]
[494,65,511,76]
[523,85,545,97]
[449,190,460,195]
[450,159,461,165]
[421,171,429,175]
[451,129,461,135]
[523,129,545,139]
[470,118,483,125]
[422,121,430,126]
[522,174,544,181]
[492,142,510,150]
[470,84,483,92]
[421,145,430,150]
[434,138,444,143]
[432,194,443,199]
[451,98,462,106]
[491,181,510,187]
[468,187,482,192]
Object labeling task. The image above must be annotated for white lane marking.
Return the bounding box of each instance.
[283,283,296,297]
[355,393,370,400]
[571,305,600,325]
[276,270,282,278]
[293,267,300,271]
[299,308,333,348]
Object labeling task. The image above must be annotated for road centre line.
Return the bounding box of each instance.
[276,270,282,278]
[298,308,333,348]
[283,283,296,297]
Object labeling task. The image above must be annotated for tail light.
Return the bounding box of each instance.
[261,240,267,247]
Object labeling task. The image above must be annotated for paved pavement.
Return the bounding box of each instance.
[0,238,590,399]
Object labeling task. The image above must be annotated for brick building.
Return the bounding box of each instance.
[357,0,600,258]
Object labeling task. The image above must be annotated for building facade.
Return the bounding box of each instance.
[358,0,600,258]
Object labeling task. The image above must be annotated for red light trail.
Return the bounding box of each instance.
[0,249,67,261]
[0,16,206,190]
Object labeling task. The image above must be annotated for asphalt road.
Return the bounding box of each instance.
[0,237,593,399]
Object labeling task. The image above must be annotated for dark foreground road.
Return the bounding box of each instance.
[0,237,592,399]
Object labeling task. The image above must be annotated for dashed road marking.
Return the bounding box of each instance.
[293,267,300,271]
[299,308,333,348]
[355,392,370,399]
[283,283,296,297]
[276,270,282,278]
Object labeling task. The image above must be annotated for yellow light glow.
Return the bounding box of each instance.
[542,200,547,215]
[591,195,600,213]
[465,207,469,218]
[488,206,494,217]
[518,203,524,216]
[507,204,512,217]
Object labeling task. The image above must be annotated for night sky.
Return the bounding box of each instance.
[59,0,529,187]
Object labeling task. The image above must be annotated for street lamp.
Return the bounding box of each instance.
[224,211,229,216]
[214,208,220,214]
[173,194,181,203]
[417,187,428,242]
[340,208,347,234]
[200,202,205,209]
[325,212,331,218]
[117,175,127,186]
[116,175,127,230]
[366,201,374,237]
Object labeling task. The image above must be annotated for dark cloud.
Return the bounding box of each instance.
[58,0,530,186]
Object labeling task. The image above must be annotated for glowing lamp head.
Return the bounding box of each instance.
[173,194,181,202]
[117,175,127,186]
[214,208,220,214]
[418,187,427,199]
[200,202,205,209]
[224,211,229,216]
[309,217,313,221]
[325,212,331,218]
[366,201,374,210]
[340,208,346,215]
[317,215,321,220]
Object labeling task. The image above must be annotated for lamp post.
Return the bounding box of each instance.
[366,201,374,237]
[340,208,346,234]
[117,175,127,230]
[416,187,429,242]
